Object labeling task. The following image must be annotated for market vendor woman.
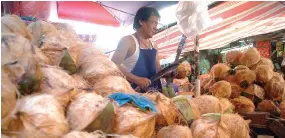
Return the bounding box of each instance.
[111,7,162,92]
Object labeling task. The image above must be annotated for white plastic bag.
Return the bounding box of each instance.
[176,1,211,38]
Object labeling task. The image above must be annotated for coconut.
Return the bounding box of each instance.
[209,80,232,98]
[175,63,191,79]
[235,69,256,88]
[80,57,123,85]
[255,65,273,84]
[251,58,274,70]
[1,134,10,138]
[231,96,255,114]
[191,113,231,138]
[230,83,242,99]
[265,72,285,101]
[113,104,156,138]
[221,114,250,138]
[27,21,58,48]
[239,48,261,68]
[226,50,243,66]
[44,88,80,108]
[3,94,69,138]
[172,96,201,124]
[157,125,192,138]
[243,84,265,103]
[78,44,106,67]
[62,131,105,138]
[219,98,235,113]
[34,47,50,64]
[202,79,215,94]
[72,74,91,88]
[233,65,249,74]
[210,63,231,81]
[93,76,135,97]
[1,71,18,130]
[1,14,31,40]
[40,65,77,91]
[257,100,280,116]
[143,92,178,126]
[67,92,110,130]
[279,101,285,119]
[191,95,222,115]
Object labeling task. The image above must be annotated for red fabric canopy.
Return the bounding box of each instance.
[57,1,120,27]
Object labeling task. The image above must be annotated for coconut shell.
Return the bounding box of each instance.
[239,48,261,68]
[5,94,69,138]
[93,76,135,97]
[251,58,274,70]
[210,63,231,81]
[265,72,285,101]
[235,70,256,88]
[1,14,31,40]
[257,100,280,116]
[27,21,58,48]
[113,104,156,138]
[172,96,201,124]
[279,101,285,119]
[230,83,243,99]
[67,92,109,131]
[209,80,232,98]
[143,92,178,127]
[191,113,231,138]
[1,71,17,130]
[219,98,235,113]
[243,84,265,103]
[255,65,273,84]
[157,125,193,138]
[40,65,77,91]
[231,96,255,114]
[226,50,243,66]
[192,95,222,115]
[221,114,250,138]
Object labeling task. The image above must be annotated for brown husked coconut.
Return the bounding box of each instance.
[1,134,10,138]
[231,96,255,114]
[255,65,273,84]
[34,47,50,64]
[62,131,104,138]
[210,63,231,81]
[93,76,136,97]
[67,93,109,131]
[226,50,243,66]
[175,63,191,79]
[265,72,285,101]
[251,58,274,70]
[230,83,242,99]
[72,74,91,88]
[202,79,215,94]
[234,65,249,74]
[222,74,237,83]
[1,71,17,130]
[172,96,201,124]
[113,104,156,138]
[209,80,232,98]
[191,95,222,115]
[78,44,106,67]
[243,84,265,103]
[221,114,250,138]
[44,88,80,108]
[40,65,77,91]
[1,14,31,40]
[80,57,123,85]
[4,94,69,138]
[191,113,231,138]
[235,70,256,88]
[157,125,192,138]
[258,100,280,115]
[239,48,261,68]
[219,98,235,113]
[27,21,58,47]
[279,101,285,119]
[143,92,178,126]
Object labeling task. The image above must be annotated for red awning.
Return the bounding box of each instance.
[57,1,120,27]
[154,1,285,59]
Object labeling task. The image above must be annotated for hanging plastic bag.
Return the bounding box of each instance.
[176,1,211,38]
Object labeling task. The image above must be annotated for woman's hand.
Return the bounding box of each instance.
[135,77,151,89]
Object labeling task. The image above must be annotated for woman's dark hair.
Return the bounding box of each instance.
[133,7,160,30]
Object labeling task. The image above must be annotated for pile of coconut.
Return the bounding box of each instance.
[200,47,285,120]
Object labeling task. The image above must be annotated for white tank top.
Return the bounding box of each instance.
[121,34,154,72]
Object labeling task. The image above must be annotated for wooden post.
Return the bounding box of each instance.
[194,35,200,97]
